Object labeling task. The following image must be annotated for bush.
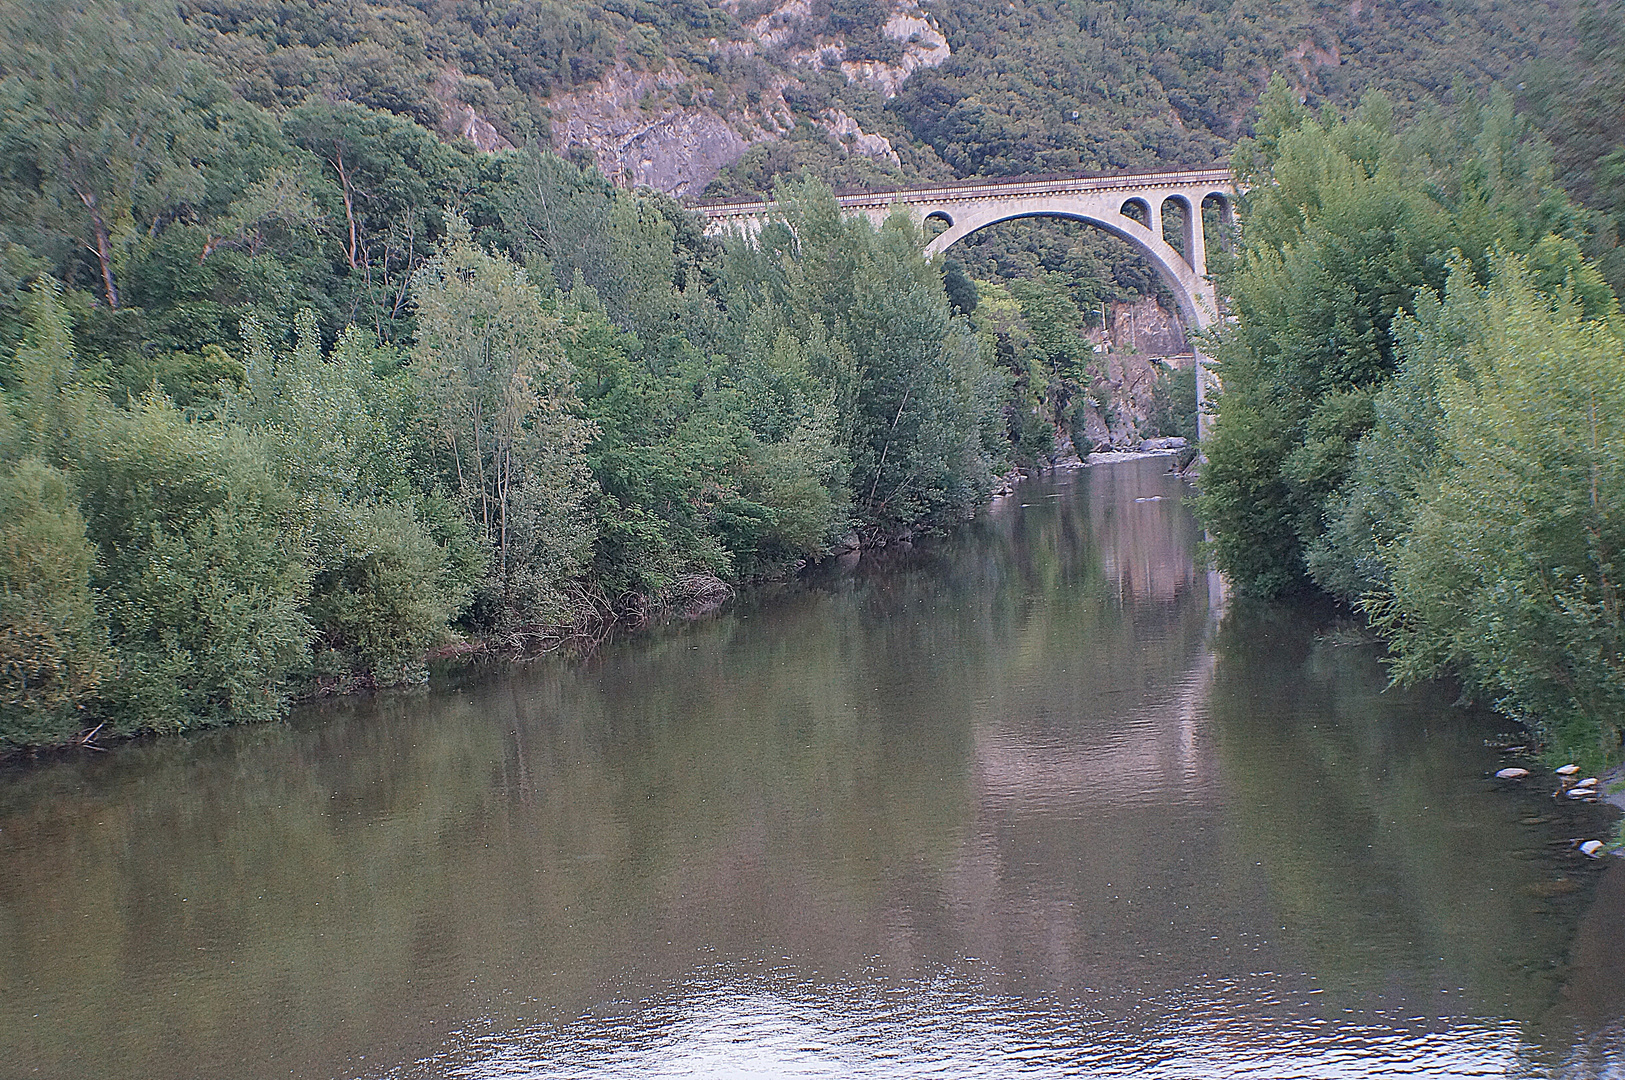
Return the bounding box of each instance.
[1362,253,1625,768]
[73,395,313,733]
[236,314,482,679]
[0,458,107,747]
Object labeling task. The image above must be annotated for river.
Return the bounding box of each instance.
[2,457,1622,1079]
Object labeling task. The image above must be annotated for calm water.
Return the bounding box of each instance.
[3,458,1623,1080]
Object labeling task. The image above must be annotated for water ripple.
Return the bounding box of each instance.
[406,968,1557,1080]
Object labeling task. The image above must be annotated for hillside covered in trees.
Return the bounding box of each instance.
[158,0,1625,330]
[2,0,1623,759]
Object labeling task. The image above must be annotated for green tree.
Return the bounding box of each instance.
[0,0,216,309]
[967,279,1055,463]
[1362,253,1625,768]
[563,288,843,599]
[1196,81,1578,596]
[283,100,470,341]
[3,275,314,733]
[78,398,314,732]
[235,312,481,681]
[1521,0,1625,295]
[728,180,1006,539]
[412,220,598,628]
[0,457,106,746]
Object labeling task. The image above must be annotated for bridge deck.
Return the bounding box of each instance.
[694,167,1232,218]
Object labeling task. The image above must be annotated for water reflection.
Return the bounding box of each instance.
[0,459,1621,1080]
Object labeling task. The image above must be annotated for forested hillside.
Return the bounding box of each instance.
[169,0,1576,189]
[151,0,1625,371]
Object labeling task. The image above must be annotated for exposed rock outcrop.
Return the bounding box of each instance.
[444,103,514,152]
[745,0,812,46]
[434,69,516,153]
[543,0,945,194]
[1074,296,1192,450]
[818,108,900,164]
[1284,36,1342,99]
[546,65,782,196]
[1096,294,1189,359]
[838,8,951,98]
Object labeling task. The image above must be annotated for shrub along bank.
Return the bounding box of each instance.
[0,177,1025,752]
[1196,80,1625,771]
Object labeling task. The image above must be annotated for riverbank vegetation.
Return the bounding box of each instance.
[1195,79,1625,770]
[2,0,1228,753]
[0,170,1019,750]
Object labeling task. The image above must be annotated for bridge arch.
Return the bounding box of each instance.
[697,169,1235,437]
[923,196,1217,333]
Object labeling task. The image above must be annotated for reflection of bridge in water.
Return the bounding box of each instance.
[971,565,1226,815]
[697,168,1235,335]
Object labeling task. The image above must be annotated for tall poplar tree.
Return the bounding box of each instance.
[411,219,599,627]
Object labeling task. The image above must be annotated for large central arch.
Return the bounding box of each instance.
[917,188,1228,334]
[699,169,1233,332]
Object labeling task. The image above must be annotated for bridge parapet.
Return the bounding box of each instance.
[698,168,1229,220]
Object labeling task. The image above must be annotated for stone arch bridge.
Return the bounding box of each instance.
[695,168,1234,335]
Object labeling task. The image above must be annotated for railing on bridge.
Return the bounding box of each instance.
[692,167,1233,223]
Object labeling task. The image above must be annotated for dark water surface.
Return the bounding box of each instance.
[3,458,1624,1079]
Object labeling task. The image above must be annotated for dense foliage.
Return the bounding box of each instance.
[0,0,1051,751]
[1522,0,1625,296]
[1195,79,1586,597]
[1196,80,1625,767]
[1354,256,1625,769]
[0,154,1023,751]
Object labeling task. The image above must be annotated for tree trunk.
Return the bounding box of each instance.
[333,148,361,271]
[75,189,119,309]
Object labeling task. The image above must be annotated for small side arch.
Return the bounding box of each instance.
[1201,191,1235,253]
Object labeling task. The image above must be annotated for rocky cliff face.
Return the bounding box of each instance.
[542,0,948,196]
[544,65,769,195]
[818,108,900,165]
[443,103,515,152]
[1097,294,1189,359]
[1076,350,1173,449]
[434,70,516,153]
[1075,296,1192,450]
[837,10,951,98]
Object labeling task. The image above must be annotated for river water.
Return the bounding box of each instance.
[2,457,1623,1080]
